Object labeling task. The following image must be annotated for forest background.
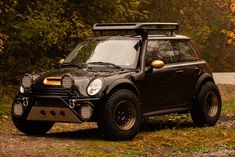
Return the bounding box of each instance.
[0,0,235,86]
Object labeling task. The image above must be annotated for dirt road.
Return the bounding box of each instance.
[213,72,235,85]
[0,116,234,157]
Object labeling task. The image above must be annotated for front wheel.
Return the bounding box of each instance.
[12,116,54,135]
[191,82,222,127]
[97,89,142,140]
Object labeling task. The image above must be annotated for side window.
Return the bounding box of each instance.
[171,41,180,62]
[178,41,199,62]
[146,40,175,66]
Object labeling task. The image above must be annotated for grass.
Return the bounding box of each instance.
[52,141,145,157]
[37,126,234,156]
[223,100,235,116]
[0,84,235,156]
[0,85,17,118]
[218,84,235,116]
[0,99,11,118]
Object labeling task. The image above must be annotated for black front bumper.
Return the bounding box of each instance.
[13,89,100,123]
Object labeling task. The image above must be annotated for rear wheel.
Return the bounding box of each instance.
[97,89,142,140]
[191,82,221,127]
[12,116,54,135]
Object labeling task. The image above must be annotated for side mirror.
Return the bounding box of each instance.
[58,58,65,65]
[151,60,165,69]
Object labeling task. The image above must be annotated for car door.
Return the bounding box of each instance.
[171,40,201,105]
[141,40,184,113]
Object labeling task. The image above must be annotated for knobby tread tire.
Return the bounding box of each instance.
[97,89,142,140]
[191,82,221,127]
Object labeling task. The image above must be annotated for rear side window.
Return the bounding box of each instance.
[146,40,175,66]
[172,40,199,62]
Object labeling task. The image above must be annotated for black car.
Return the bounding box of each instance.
[12,23,222,140]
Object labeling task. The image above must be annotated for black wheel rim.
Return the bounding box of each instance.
[114,100,136,131]
[205,91,219,117]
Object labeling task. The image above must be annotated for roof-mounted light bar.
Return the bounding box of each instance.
[92,22,179,39]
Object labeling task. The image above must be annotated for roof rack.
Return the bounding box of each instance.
[92,23,179,39]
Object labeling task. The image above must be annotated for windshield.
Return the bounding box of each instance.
[63,39,140,69]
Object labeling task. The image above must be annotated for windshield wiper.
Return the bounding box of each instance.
[61,62,86,68]
[87,62,123,70]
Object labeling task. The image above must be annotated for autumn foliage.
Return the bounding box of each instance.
[0,0,234,85]
[226,1,235,45]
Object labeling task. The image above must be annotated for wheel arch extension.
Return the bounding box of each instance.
[194,73,215,98]
[105,79,139,97]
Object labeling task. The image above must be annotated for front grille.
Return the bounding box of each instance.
[32,88,77,98]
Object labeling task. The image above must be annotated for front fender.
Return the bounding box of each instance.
[194,73,214,98]
[104,78,139,96]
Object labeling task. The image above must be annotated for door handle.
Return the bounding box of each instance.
[175,69,184,74]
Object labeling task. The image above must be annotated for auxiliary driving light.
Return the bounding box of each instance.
[13,102,24,116]
[22,74,33,88]
[61,75,74,89]
[80,104,93,121]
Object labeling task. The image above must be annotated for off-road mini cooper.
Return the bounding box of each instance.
[12,23,222,140]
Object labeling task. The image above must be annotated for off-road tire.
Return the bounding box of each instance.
[191,82,221,127]
[97,89,142,140]
[12,116,54,135]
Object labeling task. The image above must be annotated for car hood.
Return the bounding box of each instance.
[32,67,132,88]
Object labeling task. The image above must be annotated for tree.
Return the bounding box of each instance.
[1,0,235,85]
[0,0,17,53]
[0,0,148,84]
[223,0,235,45]
[148,0,234,71]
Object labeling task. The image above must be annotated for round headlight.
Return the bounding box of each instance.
[22,74,33,88]
[62,75,74,89]
[87,78,103,96]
